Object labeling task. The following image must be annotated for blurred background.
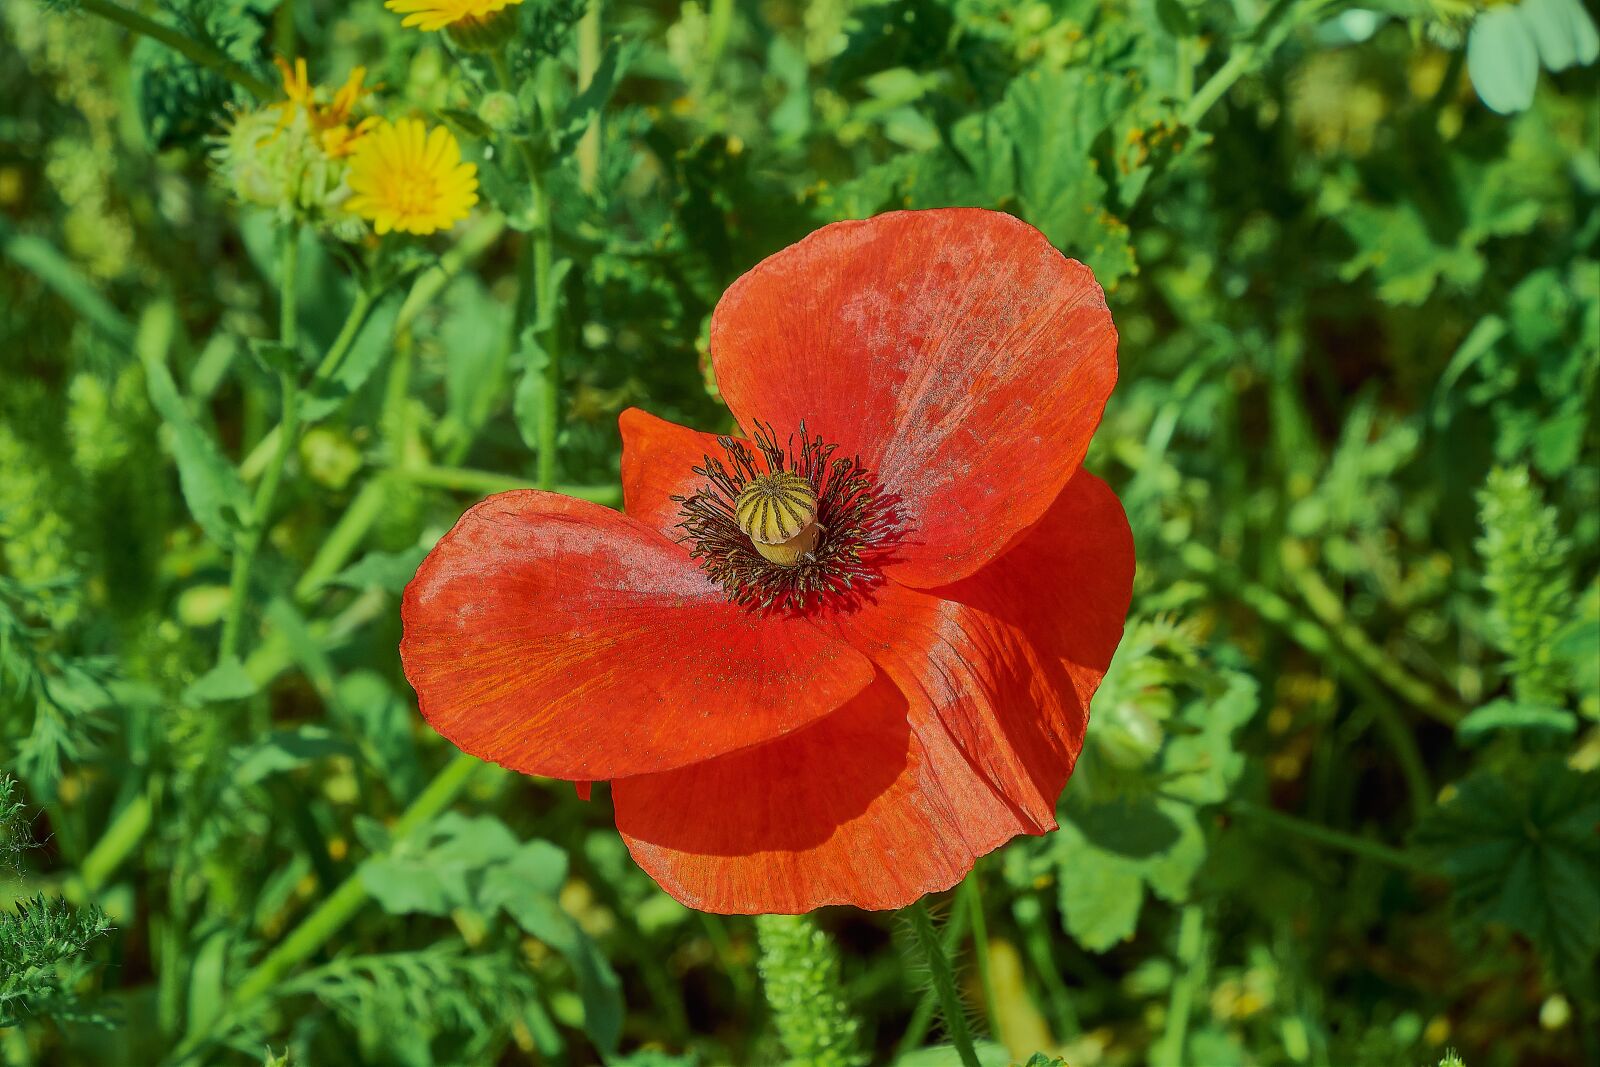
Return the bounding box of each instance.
[1,1,1597,1064]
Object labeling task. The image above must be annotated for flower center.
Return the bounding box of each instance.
[677,424,893,610]
[734,472,819,567]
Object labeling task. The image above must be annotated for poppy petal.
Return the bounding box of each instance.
[613,673,1026,914]
[711,208,1117,588]
[400,491,875,780]
[828,470,1134,831]
[614,474,1132,914]
[933,469,1134,712]
[618,407,727,538]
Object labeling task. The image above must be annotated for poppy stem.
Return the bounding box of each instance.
[906,898,982,1067]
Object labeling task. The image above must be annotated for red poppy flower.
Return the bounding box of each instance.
[401,208,1134,914]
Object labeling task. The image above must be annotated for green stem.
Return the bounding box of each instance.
[71,791,153,898]
[1155,905,1207,1064]
[75,0,275,99]
[959,875,997,1039]
[0,222,134,345]
[293,476,391,599]
[575,0,603,192]
[906,899,981,1067]
[389,462,617,504]
[530,172,560,492]
[175,753,481,1060]
[1226,800,1425,871]
[1282,539,1462,726]
[220,229,302,661]
[240,286,377,482]
[1182,0,1318,126]
[896,892,972,1059]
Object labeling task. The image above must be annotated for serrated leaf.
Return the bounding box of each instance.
[989,69,1138,286]
[1056,837,1146,950]
[1414,761,1600,981]
[1057,797,1206,951]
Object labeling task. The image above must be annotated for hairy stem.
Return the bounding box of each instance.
[906,899,981,1067]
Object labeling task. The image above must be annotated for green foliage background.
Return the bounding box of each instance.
[1,0,1597,1064]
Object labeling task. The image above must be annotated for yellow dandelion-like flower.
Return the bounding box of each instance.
[384,0,522,32]
[346,118,479,236]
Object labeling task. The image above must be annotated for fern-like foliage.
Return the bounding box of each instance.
[755,914,867,1067]
[0,576,115,799]
[1476,467,1573,706]
[0,771,112,1029]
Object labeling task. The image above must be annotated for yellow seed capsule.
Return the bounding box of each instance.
[735,473,819,567]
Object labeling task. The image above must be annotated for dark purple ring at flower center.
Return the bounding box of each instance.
[674,423,897,611]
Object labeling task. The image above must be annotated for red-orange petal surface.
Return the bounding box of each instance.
[612,471,1134,913]
[618,407,727,538]
[400,491,875,780]
[832,470,1134,829]
[613,674,1026,914]
[711,208,1118,588]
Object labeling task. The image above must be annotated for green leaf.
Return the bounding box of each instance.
[986,69,1139,286]
[232,727,355,787]
[1456,699,1578,744]
[554,40,639,156]
[1469,8,1541,114]
[360,813,520,917]
[184,930,230,1038]
[1056,799,1205,951]
[1414,762,1600,981]
[1518,0,1600,72]
[247,339,298,375]
[137,303,252,546]
[182,657,260,705]
[894,1041,1011,1067]
[439,276,513,448]
[299,296,399,423]
[327,545,429,594]
[480,841,623,1054]
[1163,673,1260,805]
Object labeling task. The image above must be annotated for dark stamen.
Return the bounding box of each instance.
[675,422,896,611]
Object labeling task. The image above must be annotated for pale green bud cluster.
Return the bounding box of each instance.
[210,105,364,241]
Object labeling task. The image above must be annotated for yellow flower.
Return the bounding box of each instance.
[346,118,479,236]
[272,57,374,159]
[383,0,522,32]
